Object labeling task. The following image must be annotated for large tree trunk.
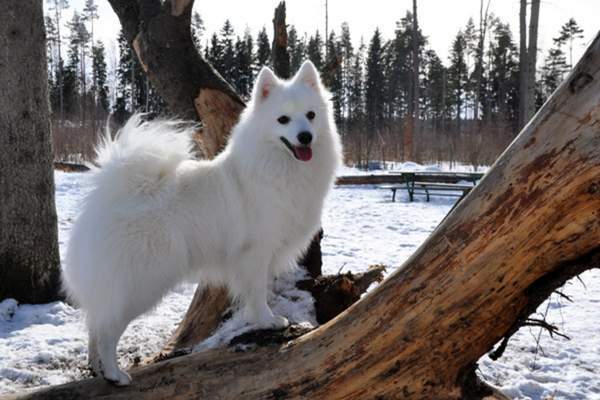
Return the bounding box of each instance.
[0,0,61,303]
[10,30,600,400]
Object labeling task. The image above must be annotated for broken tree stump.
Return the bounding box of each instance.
[297,264,386,324]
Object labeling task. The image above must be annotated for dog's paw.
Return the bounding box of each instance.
[103,369,132,386]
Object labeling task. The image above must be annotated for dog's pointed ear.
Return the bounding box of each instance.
[253,66,279,102]
[294,60,322,91]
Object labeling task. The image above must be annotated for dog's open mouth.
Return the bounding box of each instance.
[280,137,312,162]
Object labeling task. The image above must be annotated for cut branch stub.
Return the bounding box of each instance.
[14,32,600,400]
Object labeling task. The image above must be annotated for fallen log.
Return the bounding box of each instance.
[10,29,600,400]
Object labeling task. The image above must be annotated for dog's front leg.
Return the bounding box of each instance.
[232,254,289,330]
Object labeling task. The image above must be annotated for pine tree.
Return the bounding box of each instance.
[45,16,58,85]
[48,0,70,122]
[219,20,236,83]
[382,38,399,119]
[206,33,224,75]
[45,16,60,118]
[66,11,90,124]
[422,49,447,126]
[61,60,78,118]
[487,23,519,125]
[389,13,412,117]
[256,27,271,70]
[114,30,130,116]
[387,12,426,120]
[92,41,109,114]
[463,17,478,119]
[348,38,366,164]
[447,31,468,131]
[191,12,205,52]
[83,0,99,52]
[339,22,354,121]
[306,31,324,71]
[472,2,494,122]
[348,38,365,123]
[83,0,99,128]
[288,25,305,74]
[365,29,385,133]
[324,31,343,122]
[540,47,568,100]
[554,18,584,67]
[234,30,254,98]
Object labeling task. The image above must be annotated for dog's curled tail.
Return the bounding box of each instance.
[90,114,196,200]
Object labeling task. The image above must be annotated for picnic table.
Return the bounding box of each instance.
[336,171,484,202]
[380,181,474,202]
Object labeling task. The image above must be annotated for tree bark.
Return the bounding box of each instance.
[0,0,62,303]
[10,29,600,400]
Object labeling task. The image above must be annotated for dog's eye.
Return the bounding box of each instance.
[306,111,316,120]
[277,115,290,124]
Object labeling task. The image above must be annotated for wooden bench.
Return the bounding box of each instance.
[381,181,474,202]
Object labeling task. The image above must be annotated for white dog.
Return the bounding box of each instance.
[62,61,342,385]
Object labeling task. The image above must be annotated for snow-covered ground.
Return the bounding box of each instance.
[1,167,599,399]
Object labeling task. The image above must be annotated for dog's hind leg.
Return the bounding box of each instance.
[96,319,131,386]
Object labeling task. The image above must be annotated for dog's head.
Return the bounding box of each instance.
[245,60,332,162]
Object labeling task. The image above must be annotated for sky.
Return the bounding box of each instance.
[60,0,599,67]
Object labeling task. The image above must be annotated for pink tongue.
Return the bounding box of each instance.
[294,146,312,161]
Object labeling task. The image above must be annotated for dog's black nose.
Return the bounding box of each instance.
[297,131,313,145]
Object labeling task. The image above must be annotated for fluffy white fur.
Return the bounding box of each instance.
[62,61,342,385]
